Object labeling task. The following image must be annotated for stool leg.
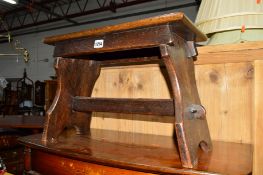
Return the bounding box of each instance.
[160,43,212,168]
[42,58,101,143]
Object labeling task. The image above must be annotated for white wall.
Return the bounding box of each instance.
[0,0,198,81]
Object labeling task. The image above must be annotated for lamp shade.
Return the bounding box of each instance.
[195,0,263,35]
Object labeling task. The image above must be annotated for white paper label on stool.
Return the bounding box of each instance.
[94,40,104,48]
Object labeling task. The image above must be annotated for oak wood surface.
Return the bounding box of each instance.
[44,12,206,45]
[18,130,252,175]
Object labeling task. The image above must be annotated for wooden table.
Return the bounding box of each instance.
[0,115,44,150]
[19,129,252,175]
[0,115,44,129]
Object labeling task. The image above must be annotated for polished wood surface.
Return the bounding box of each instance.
[31,151,154,175]
[0,115,44,129]
[44,12,207,45]
[19,129,252,175]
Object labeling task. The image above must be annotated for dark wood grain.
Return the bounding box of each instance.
[0,115,44,129]
[0,147,24,174]
[53,25,172,57]
[18,130,252,175]
[160,37,212,168]
[42,58,101,143]
[44,12,207,45]
[73,97,174,116]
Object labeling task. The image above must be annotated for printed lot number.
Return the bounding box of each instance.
[94,40,104,48]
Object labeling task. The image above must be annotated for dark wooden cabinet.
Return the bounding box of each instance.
[0,130,24,174]
[0,147,24,174]
[0,116,45,174]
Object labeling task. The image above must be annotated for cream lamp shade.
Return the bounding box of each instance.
[195,0,263,45]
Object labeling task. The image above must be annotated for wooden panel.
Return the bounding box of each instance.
[196,41,263,65]
[91,65,174,136]
[198,41,263,53]
[195,62,253,144]
[253,60,263,175]
[90,62,253,144]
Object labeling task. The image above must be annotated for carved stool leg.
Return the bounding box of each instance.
[42,58,101,143]
[160,43,212,168]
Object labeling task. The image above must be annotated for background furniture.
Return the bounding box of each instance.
[0,115,44,130]
[44,80,57,111]
[1,78,20,115]
[34,81,45,114]
[1,76,46,116]
[0,129,23,175]
[0,115,44,174]
[16,69,34,116]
